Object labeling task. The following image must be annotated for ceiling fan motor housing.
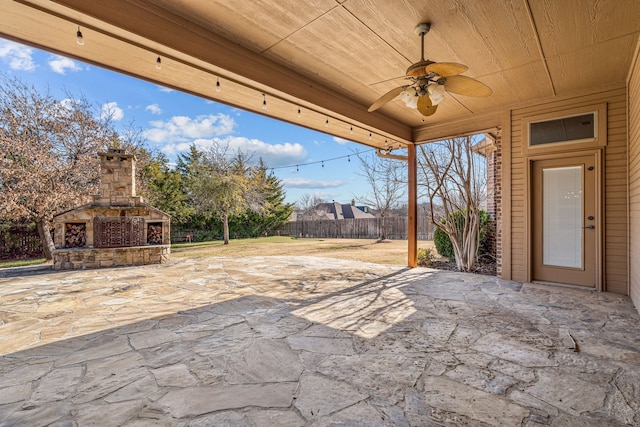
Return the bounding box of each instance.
[406,60,434,78]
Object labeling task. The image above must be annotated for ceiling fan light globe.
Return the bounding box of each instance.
[407,96,419,109]
[429,94,444,105]
[428,84,446,105]
[400,88,417,107]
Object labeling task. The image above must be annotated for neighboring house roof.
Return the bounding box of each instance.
[289,201,377,221]
[315,202,376,220]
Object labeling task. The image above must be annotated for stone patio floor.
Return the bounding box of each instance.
[0,256,639,426]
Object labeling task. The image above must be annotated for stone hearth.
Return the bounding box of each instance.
[52,149,171,270]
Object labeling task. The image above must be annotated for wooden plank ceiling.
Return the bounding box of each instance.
[1,0,640,148]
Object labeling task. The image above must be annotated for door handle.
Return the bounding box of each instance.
[583,225,595,229]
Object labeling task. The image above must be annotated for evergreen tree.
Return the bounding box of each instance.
[142,153,192,223]
[231,162,293,236]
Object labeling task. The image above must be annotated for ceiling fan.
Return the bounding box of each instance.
[368,23,492,117]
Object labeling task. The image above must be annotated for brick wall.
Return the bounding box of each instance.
[486,133,502,276]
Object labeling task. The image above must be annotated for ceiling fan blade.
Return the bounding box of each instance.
[368,86,405,112]
[425,62,468,77]
[417,95,438,117]
[443,75,492,97]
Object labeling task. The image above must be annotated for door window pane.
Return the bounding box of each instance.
[542,166,582,268]
[530,113,595,146]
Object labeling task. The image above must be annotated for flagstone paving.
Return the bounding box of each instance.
[0,256,639,426]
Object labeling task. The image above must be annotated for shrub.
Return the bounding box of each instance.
[433,210,490,259]
[417,247,437,267]
[433,226,454,258]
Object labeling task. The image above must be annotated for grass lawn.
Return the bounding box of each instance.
[172,236,434,266]
[0,237,435,268]
[0,258,47,269]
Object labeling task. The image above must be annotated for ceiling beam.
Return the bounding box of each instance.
[43,0,412,142]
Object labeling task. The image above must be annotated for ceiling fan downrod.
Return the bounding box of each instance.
[415,23,431,62]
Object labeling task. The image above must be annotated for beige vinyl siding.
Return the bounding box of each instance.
[629,46,640,309]
[509,87,629,293]
[605,92,630,293]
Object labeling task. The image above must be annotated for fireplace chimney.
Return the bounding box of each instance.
[94,149,141,206]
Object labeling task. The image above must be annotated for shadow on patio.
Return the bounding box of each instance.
[0,256,639,426]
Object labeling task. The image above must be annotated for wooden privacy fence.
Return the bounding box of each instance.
[280,217,434,240]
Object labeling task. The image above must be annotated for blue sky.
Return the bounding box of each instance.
[0,38,378,205]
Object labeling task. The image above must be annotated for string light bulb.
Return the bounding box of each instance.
[369,132,372,140]
[76,26,84,46]
[297,107,301,117]
[216,77,221,92]
[325,117,329,128]
[262,94,267,110]
[267,148,374,173]
[155,56,162,70]
[350,126,353,134]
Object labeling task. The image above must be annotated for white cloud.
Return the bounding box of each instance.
[58,98,76,110]
[225,136,306,167]
[333,136,350,145]
[48,55,82,75]
[146,113,308,166]
[161,135,307,168]
[100,101,124,121]
[0,40,36,71]
[157,85,174,92]
[144,114,236,144]
[145,103,162,115]
[282,178,345,189]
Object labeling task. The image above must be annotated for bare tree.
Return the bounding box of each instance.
[418,136,486,271]
[0,76,114,260]
[296,193,327,220]
[355,150,406,241]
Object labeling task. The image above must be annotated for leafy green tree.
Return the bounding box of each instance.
[142,153,192,223]
[189,143,263,244]
[231,162,293,236]
[175,145,210,229]
[176,145,204,177]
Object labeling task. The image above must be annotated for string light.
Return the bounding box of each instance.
[216,77,221,92]
[155,56,162,70]
[76,26,84,46]
[350,126,353,134]
[262,94,267,110]
[269,149,381,172]
[369,132,372,140]
[325,117,329,128]
[297,107,301,117]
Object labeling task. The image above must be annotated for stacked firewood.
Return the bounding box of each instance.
[64,223,87,248]
[147,224,163,245]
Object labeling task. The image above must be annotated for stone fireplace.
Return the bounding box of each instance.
[52,149,171,270]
